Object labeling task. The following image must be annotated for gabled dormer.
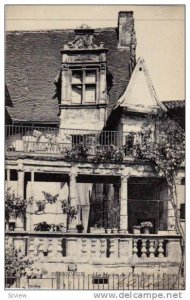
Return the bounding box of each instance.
[105,57,167,136]
[115,57,167,114]
[60,25,108,106]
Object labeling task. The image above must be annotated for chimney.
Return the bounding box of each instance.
[118,11,135,48]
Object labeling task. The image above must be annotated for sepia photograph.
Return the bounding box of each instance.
[4,4,185,292]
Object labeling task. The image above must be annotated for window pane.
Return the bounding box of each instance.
[85,70,96,84]
[71,85,82,103]
[85,85,96,102]
[72,70,82,84]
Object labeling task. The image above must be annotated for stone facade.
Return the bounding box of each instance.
[5,11,185,289]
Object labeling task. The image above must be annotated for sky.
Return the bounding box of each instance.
[5,5,185,101]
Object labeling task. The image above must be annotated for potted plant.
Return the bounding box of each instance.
[33,221,52,231]
[8,221,16,231]
[56,223,66,232]
[65,143,89,161]
[132,225,141,234]
[5,188,27,230]
[76,224,84,233]
[61,200,78,230]
[90,223,105,233]
[140,221,153,234]
[93,145,124,164]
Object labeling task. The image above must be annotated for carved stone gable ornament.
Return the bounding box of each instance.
[64,24,103,50]
[67,34,97,49]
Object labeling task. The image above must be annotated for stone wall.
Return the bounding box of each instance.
[60,106,106,130]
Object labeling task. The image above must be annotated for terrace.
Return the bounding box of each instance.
[5,125,146,160]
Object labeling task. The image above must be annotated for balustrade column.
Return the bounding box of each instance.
[149,240,155,258]
[68,168,78,232]
[100,239,107,258]
[81,238,88,258]
[90,238,98,257]
[119,175,129,233]
[132,239,138,258]
[141,239,147,258]
[48,238,63,260]
[158,239,164,258]
[109,238,119,259]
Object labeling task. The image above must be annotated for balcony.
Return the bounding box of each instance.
[5,125,144,161]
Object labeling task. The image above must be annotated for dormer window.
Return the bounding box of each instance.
[60,25,108,106]
[71,69,97,103]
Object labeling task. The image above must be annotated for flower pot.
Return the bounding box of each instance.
[9,214,16,222]
[106,228,112,234]
[90,226,105,233]
[133,228,141,234]
[76,224,84,233]
[132,226,141,234]
[8,221,15,231]
[112,228,118,234]
[143,227,150,234]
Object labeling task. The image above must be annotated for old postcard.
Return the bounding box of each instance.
[4,4,185,295]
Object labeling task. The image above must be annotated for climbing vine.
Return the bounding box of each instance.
[34,191,78,230]
[134,114,185,274]
[93,145,124,164]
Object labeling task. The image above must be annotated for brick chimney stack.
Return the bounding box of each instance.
[118,11,135,48]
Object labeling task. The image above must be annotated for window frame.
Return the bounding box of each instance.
[71,67,98,104]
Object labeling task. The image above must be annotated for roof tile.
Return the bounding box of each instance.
[6,28,131,123]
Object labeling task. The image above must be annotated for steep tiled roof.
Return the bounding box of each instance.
[162,100,185,110]
[163,100,185,130]
[6,28,131,123]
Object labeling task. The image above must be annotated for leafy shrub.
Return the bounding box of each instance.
[5,188,27,221]
[5,247,34,287]
[93,145,124,164]
[65,143,89,160]
[61,200,78,228]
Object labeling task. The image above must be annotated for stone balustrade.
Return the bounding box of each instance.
[5,232,182,263]
[132,237,181,261]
